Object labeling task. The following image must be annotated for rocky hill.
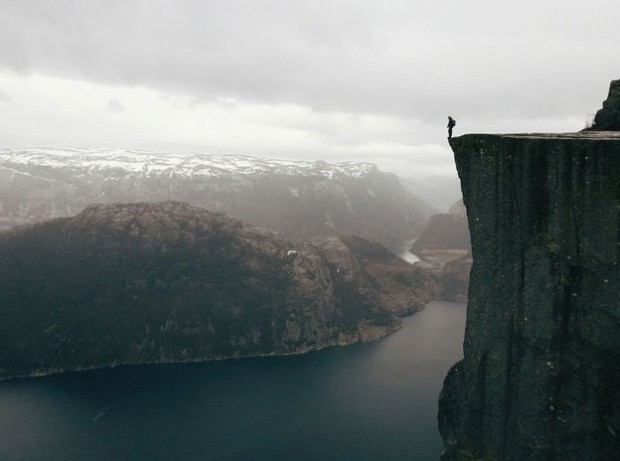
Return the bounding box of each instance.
[411,200,470,254]
[408,201,471,302]
[0,149,431,247]
[427,252,472,302]
[0,202,432,380]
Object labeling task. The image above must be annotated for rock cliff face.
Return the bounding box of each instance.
[0,202,430,380]
[0,149,431,247]
[439,132,620,460]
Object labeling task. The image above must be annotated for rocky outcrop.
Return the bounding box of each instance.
[0,202,431,381]
[437,252,472,302]
[409,252,471,304]
[439,132,620,460]
[409,200,472,302]
[0,149,432,247]
[316,235,436,316]
[411,200,470,254]
[585,79,620,131]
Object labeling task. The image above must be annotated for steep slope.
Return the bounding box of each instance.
[435,252,472,302]
[411,200,471,254]
[0,149,430,247]
[439,132,620,460]
[409,201,472,302]
[318,234,437,316]
[0,202,430,381]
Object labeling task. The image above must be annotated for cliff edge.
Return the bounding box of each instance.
[439,132,620,460]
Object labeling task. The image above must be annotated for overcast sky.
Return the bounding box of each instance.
[0,0,618,178]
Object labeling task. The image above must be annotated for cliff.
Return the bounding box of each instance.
[439,132,620,460]
[0,202,430,380]
[0,149,431,247]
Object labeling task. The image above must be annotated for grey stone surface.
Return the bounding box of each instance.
[439,133,620,460]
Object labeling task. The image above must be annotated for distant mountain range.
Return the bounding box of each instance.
[0,202,435,380]
[0,148,433,247]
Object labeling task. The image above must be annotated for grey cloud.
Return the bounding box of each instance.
[0,0,618,126]
[0,90,11,103]
[106,98,125,113]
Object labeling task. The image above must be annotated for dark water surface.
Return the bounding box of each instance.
[0,301,465,461]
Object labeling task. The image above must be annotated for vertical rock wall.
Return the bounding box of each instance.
[439,133,620,460]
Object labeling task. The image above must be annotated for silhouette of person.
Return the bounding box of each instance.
[447,116,456,138]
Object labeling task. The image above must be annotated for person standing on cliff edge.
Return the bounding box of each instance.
[447,116,456,138]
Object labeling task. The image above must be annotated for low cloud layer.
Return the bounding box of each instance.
[106,98,125,114]
[0,0,618,177]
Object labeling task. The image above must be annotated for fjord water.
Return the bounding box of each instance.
[0,301,465,461]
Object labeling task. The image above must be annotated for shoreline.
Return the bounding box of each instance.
[0,318,407,383]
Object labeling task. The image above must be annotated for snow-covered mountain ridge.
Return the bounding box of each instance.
[0,147,431,247]
[1,148,377,180]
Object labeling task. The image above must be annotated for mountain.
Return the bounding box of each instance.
[439,131,620,460]
[0,149,431,247]
[407,200,472,302]
[0,202,432,380]
[317,234,437,316]
[411,200,470,254]
[436,252,472,302]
